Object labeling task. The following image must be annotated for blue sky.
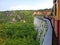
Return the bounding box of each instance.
[0,0,53,11]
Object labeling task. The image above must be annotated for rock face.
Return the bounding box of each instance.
[34,16,52,45]
[6,11,12,16]
[33,11,51,16]
[12,18,16,22]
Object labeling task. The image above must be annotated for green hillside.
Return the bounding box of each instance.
[0,10,34,23]
[0,10,39,45]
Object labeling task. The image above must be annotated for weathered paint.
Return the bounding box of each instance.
[58,0,60,45]
[53,0,60,45]
[54,20,59,37]
[57,20,60,45]
[58,0,60,20]
[54,20,60,45]
[59,20,60,45]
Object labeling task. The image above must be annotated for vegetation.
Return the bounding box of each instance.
[0,22,39,45]
[0,10,34,23]
[0,10,39,45]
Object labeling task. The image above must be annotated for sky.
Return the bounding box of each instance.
[0,0,53,11]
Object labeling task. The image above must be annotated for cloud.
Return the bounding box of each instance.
[0,0,53,11]
[9,2,53,10]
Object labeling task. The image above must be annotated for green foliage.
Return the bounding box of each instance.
[0,10,39,45]
[0,10,34,23]
[0,22,39,45]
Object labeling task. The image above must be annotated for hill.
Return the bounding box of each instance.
[0,9,51,45]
